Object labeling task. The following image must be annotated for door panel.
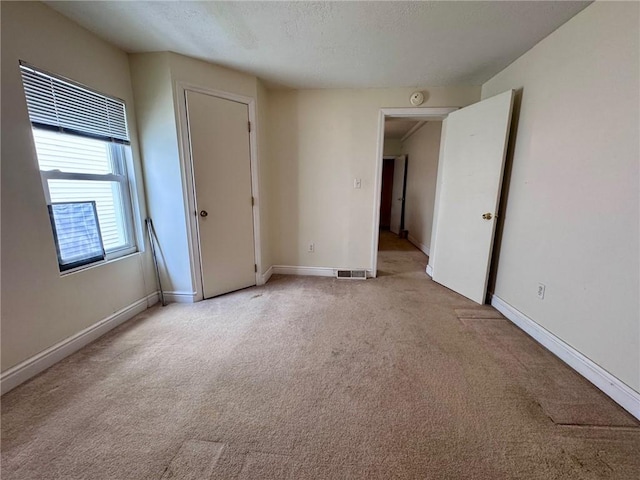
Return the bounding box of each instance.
[431,90,514,304]
[389,155,406,235]
[186,91,255,299]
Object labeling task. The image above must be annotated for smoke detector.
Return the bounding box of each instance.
[410,91,424,106]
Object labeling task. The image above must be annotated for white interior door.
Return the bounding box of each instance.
[186,90,256,299]
[431,90,514,304]
[389,155,406,235]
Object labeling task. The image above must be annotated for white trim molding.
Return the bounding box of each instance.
[260,266,274,284]
[272,265,336,277]
[1,293,158,395]
[146,292,160,307]
[400,120,426,143]
[271,265,374,279]
[491,295,640,421]
[163,291,197,303]
[426,264,434,277]
[407,234,430,257]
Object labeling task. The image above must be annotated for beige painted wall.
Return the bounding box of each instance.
[401,122,442,254]
[383,138,402,157]
[483,2,639,391]
[1,2,155,372]
[266,87,480,269]
[129,53,191,295]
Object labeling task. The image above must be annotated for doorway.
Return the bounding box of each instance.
[379,157,395,230]
[379,155,408,235]
[372,92,515,304]
[375,111,453,280]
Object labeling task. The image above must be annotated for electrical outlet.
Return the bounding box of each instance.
[308,242,314,253]
[354,178,362,189]
[537,283,546,300]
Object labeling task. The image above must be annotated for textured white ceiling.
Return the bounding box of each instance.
[44,1,591,89]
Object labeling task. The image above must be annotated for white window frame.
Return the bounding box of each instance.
[37,137,138,262]
[20,60,140,272]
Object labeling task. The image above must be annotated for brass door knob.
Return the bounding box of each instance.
[482,212,493,220]
[200,210,208,217]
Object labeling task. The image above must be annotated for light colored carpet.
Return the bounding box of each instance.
[2,231,639,479]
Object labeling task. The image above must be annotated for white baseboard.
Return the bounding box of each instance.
[272,265,376,279]
[272,265,336,277]
[1,293,158,395]
[491,295,640,421]
[146,292,160,307]
[163,291,196,303]
[407,234,430,257]
[260,266,274,284]
[426,264,434,277]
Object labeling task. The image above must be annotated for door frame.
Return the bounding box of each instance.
[175,82,263,302]
[371,107,457,277]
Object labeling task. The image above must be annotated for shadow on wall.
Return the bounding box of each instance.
[270,93,300,264]
[487,88,523,299]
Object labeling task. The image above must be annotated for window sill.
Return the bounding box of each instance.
[59,248,140,277]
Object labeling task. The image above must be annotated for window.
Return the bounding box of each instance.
[20,62,137,272]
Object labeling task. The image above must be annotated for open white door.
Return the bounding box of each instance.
[186,90,256,299]
[431,90,514,304]
[389,155,406,235]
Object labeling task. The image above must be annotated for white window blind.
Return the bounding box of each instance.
[19,62,130,144]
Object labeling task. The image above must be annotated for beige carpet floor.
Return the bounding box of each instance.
[2,231,639,479]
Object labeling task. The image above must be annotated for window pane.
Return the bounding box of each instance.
[47,179,127,251]
[32,128,113,174]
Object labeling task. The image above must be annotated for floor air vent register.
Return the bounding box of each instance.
[336,269,367,280]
